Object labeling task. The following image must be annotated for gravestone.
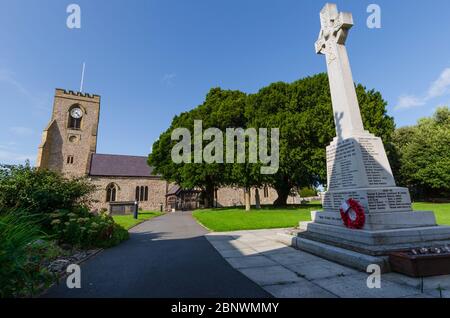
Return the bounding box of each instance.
[300,3,450,256]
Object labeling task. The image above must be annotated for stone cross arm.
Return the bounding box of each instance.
[315,3,354,55]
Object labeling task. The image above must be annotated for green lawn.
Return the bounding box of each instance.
[193,202,450,232]
[412,202,450,225]
[113,211,163,230]
[193,204,319,232]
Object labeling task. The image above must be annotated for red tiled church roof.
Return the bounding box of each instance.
[89,153,159,178]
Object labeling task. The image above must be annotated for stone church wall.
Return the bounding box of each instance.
[88,176,168,212]
[215,187,281,207]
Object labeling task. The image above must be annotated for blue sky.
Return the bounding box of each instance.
[1,0,449,164]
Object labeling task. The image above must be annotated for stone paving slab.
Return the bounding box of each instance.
[226,255,278,269]
[239,265,302,286]
[285,259,359,281]
[312,273,425,298]
[263,281,337,298]
[219,247,260,258]
[383,272,450,290]
[205,229,449,298]
[265,249,324,266]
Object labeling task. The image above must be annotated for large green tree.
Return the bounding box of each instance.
[149,88,247,207]
[392,106,450,199]
[149,73,395,207]
[246,73,395,205]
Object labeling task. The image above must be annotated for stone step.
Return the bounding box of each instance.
[277,232,390,272]
[298,221,450,255]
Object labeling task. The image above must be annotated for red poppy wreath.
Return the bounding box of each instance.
[339,198,365,229]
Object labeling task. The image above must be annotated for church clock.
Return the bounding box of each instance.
[70,107,83,119]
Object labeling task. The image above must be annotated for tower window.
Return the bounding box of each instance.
[68,117,81,129]
[67,155,74,164]
[106,184,117,202]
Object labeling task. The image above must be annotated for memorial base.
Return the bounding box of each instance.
[298,220,450,256]
[312,209,437,231]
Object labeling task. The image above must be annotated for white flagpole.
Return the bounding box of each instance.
[80,62,86,92]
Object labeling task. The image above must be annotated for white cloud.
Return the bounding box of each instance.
[427,68,450,99]
[10,126,34,136]
[396,95,425,109]
[395,67,450,110]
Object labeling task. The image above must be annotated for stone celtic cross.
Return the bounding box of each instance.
[315,3,365,139]
[315,3,353,63]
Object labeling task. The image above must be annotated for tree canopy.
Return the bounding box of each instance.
[392,106,450,199]
[149,73,395,207]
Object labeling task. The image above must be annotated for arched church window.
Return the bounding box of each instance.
[135,186,149,201]
[140,186,144,202]
[68,105,83,130]
[106,183,117,202]
[135,186,140,201]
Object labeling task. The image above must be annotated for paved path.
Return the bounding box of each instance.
[43,212,270,298]
[206,229,450,298]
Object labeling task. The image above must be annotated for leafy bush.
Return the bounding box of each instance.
[0,165,129,297]
[0,213,57,298]
[0,164,95,218]
[49,207,128,248]
[299,187,317,198]
[0,164,128,249]
[392,107,450,199]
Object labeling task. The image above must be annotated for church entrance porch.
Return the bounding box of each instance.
[166,185,203,211]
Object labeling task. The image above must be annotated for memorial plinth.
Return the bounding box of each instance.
[299,3,450,258]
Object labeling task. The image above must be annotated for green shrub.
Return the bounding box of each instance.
[49,207,129,248]
[299,187,317,198]
[0,213,56,298]
[392,107,450,199]
[0,164,95,219]
[0,165,129,297]
[0,164,128,249]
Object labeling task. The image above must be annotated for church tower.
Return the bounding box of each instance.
[36,89,100,177]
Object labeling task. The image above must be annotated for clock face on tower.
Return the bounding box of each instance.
[70,107,83,119]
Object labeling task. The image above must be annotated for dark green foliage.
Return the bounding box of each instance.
[247,74,395,205]
[149,88,248,206]
[0,164,129,297]
[0,213,57,298]
[48,207,129,248]
[0,164,95,219]
[0,164,129,248]
[149,74,396,206]
[392,107,450,199]
[299,187,317,198]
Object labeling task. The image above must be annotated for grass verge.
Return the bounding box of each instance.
[113,211,163,230]
[193,202,450,232]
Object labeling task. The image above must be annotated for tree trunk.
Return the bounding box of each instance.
[204,184,215,208]
[273,187,290,207]
[244,187,251,211]
[255,188,261,209]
